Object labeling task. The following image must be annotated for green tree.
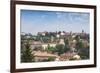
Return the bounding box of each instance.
[21,41,34,62]
[35,36,41,41]
[55,44,65,55]
[21,35,27,40]
[76,41,89,59]
[64,38,68,45]
[78,48,89,59]
[33,46,44,51]
[42,37,49,43]
[45,44,56,53]
[64,38,70,52]
[48,57,55,61]
[76,41,84,50]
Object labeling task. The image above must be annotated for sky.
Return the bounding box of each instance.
[21,9,90,35]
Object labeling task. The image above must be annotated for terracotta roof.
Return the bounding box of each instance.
[32,51,59,58]
[59,52,77,60]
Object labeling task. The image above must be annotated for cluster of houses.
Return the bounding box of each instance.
[21,30,89,62]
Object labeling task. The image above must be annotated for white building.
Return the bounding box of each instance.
[42,43,56,50]
[59,39,65,45]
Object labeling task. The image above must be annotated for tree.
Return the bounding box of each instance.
[42,36,49,43]
[33,46,44,51]
[35,36,41,41]
[75,41,89,59]
[76,41,84,50]
[21,41,34,62]
[48,57,55,61]
[45,44,56,53]
[64,38,68,45]
[21,35,27,40]
[64,38,70,52]
[78,48,89,59]
[55,44,65,55]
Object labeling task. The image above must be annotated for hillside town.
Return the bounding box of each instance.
[21,30,89,62]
